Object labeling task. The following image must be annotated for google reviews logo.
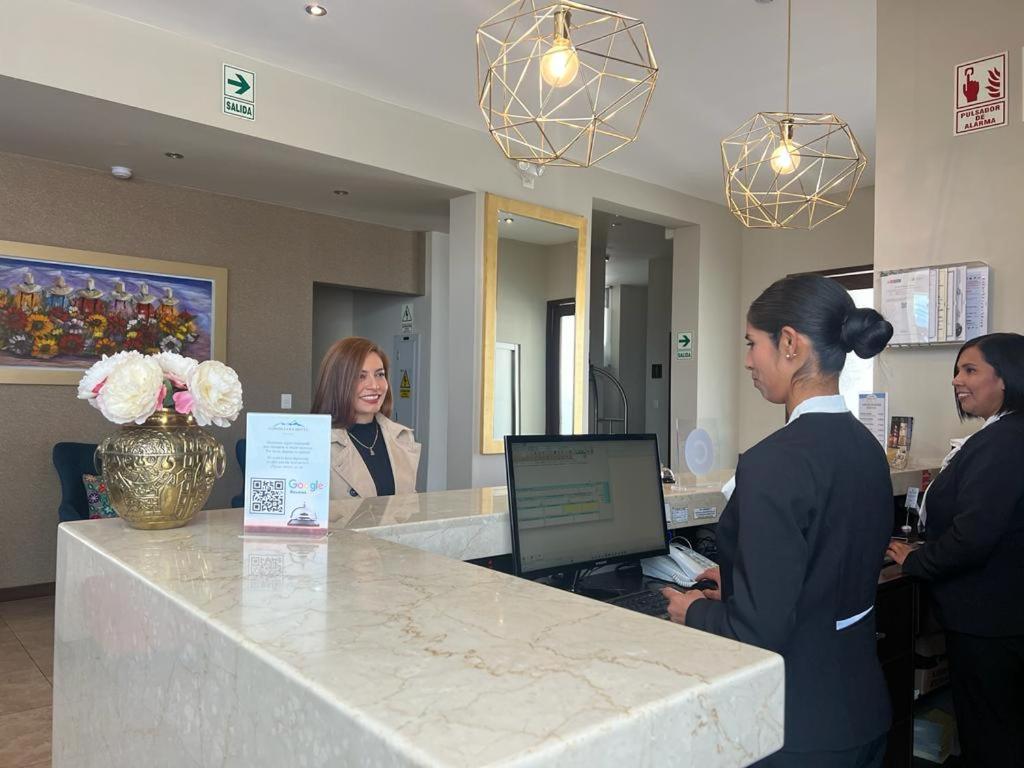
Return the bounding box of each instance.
[289,479,325,493]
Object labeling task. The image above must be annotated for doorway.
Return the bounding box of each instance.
[589,211,674,459]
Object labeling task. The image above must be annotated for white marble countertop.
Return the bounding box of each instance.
[332,482,734,562]
[55,497,785,767]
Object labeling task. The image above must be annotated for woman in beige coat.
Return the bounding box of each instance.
[312,337,420,499]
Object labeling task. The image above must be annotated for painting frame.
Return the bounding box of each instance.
[0,239,227,385]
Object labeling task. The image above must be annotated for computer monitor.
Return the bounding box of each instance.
[505,434,669,580]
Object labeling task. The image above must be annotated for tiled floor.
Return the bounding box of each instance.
[0,596,54,767]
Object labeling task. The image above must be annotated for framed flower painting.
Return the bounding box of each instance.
[0,240,227,385]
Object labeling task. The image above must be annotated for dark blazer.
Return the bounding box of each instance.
[686,412,893,753]
[902,410,1024,636]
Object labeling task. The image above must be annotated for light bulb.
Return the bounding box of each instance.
[540,36,579,87]
[770,138,801,175]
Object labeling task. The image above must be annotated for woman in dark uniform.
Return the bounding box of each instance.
[664,274,895,767]
[888,333,1024,768]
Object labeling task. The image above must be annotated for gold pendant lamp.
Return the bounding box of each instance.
[722,0,867,229]
[477,1,658,169]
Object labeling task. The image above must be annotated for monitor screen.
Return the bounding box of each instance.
[505,434,669,579]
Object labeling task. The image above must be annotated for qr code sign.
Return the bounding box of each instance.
[249,478,286,514]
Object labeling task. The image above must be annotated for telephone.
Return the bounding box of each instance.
[641,543,716,587]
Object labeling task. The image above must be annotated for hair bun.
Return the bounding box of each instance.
[840,307,894,358]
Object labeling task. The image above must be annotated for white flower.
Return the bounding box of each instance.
[77,351,134,406]
[154,352,197,388]
[187,360,243,427]
[95,354,165,424]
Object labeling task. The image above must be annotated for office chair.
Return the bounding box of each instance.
[230,438,247,508]
[52,442,100,522]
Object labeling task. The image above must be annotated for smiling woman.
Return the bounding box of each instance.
[887,333,1024,767]
[312,336,421,499]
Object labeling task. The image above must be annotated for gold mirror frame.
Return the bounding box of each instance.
[481,194,588,454]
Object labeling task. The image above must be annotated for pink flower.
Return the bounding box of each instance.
[155,385,167,411]
[172,390,195,415]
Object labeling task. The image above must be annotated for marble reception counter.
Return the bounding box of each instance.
[53,482,784,768]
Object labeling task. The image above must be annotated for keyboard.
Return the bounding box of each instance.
[607,588,670,619]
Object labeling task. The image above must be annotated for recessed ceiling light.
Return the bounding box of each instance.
[610,222,621,228]
[164,152,184,160]
[333,189,349,196]
[305,2,327,16]
[502,217,514,224]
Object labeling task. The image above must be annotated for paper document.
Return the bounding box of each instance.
[882,269,931,344]
[965,266,989,340]
[858,393,889,449]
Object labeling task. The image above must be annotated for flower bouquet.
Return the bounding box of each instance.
[80,352,244,529]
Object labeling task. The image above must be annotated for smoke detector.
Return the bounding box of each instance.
[110,166,133,180]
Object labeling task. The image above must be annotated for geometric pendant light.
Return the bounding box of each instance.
[477,1,658,169]
[722,0,867,229]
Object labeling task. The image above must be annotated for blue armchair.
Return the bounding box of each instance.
[230,438,247,508]
[52,442,100,522]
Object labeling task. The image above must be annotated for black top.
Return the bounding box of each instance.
[686,412,893,753]
[348,420,396,497]
[902,410,1024,636]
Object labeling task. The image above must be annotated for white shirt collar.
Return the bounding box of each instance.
[788,394,849,424]
[721,394,849,503]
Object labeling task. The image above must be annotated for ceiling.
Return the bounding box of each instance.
[600,213,673,286]
[497,213,577,246]
[0,76,466,233]
[60,0,876,206]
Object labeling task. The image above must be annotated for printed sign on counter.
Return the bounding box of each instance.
[858,392,889,449]
[243,413,331,535]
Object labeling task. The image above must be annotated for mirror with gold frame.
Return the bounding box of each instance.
[481,194,588,454]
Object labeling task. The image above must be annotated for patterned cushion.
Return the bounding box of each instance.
[82,474,118,519]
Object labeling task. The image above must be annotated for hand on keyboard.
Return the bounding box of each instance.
[608,588,671,618]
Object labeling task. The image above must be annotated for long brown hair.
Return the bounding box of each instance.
[312,337,393,428]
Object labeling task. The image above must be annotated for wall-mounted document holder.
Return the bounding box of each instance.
[879,261,990,348]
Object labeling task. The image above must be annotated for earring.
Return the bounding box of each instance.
[786,353,794,360]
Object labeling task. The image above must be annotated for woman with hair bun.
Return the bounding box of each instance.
[887,332,1024,768]
[663,274,896,767]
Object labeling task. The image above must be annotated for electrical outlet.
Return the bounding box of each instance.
[281,393,292,409]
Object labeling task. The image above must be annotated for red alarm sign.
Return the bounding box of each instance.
[955,52,1007,135]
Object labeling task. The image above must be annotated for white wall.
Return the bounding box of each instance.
[875,0,1024,460]
[447,194,484,489]
[737,187,876,451]
[425,232,449,492]
[617,285,649,434]
[646,255,673,457]
[670,226,701,469]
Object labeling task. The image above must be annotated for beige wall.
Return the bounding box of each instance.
[737,188,876,450]
[0,152,424,589]
[695,218,743,467]
[875,0,1024,460]
[495,239,578,435]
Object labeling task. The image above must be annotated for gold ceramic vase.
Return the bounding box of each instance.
[97,409,226,529]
